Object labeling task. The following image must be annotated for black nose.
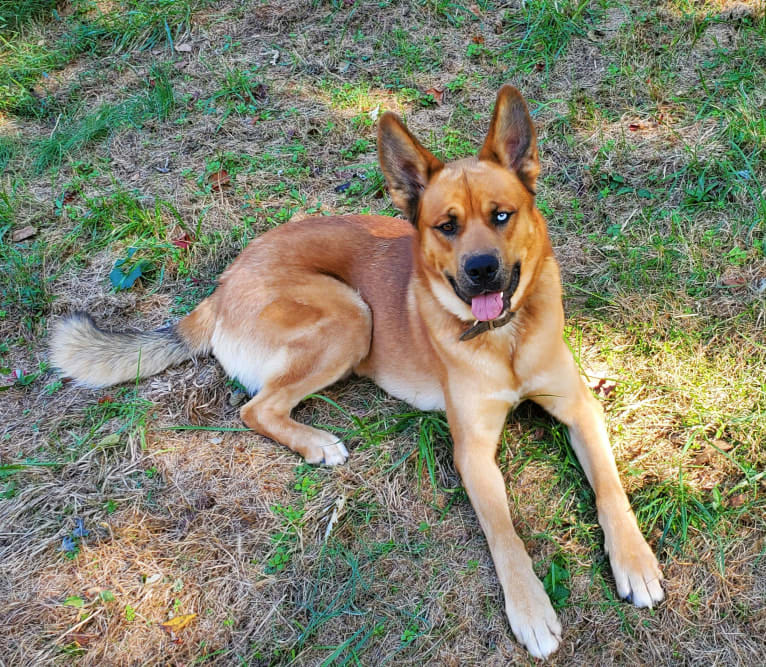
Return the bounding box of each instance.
[464,253,499,286]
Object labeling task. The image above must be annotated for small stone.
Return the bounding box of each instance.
[12,226,36,242]
[228,391,246,407]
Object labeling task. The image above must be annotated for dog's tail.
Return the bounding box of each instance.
[50,298,216,388]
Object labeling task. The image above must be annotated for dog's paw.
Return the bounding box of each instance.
[302,434,349,466]
[320,440,349,466]
[506,579,562,659]
[608,535,664,608]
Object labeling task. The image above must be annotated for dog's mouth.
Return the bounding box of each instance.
[447,262,521,322]
[448,262,521,322]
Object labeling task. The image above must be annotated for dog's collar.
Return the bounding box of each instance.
[459,309,515,341]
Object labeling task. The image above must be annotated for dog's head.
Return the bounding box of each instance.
[378,85,549,323]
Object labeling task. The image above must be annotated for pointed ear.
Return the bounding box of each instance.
[377,112,443,223]
[478,85,540,194]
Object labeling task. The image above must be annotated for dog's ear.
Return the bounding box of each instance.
[478,85,539,194]
[378,112,443,223]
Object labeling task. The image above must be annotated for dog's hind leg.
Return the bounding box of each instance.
[232,282,372,465]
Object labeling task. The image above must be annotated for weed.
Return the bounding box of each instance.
[32,66,176,172]
[502,0,595,72]
[0,229,55,334]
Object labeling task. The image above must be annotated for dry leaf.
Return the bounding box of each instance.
[472,34,485,44]
[208,170,231,191]
[728,493,747,508]
[12,226,37,243]
[160,613,197,634]
[175,43,192,53]
[62,189,78,205]
[712,439,734,452]
[70,633,98,647]
[722,274,747,286]
[172,233,194,250]
[424,87,445,105]
[588,376,617,398]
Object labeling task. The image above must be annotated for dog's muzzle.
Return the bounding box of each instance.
[456,262,521,341]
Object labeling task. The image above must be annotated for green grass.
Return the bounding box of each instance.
[0,0,204,117]
[502,0,597,73]
[0,0,58,31]
[32,65,176,172]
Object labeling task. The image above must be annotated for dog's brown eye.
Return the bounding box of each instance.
[436,221,457,235]
[493,211,513,225]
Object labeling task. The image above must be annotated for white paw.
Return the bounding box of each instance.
[320,440,348,466]
[608,534,665,608]
[506,579,562,659]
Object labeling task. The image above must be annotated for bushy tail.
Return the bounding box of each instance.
[50,300,215,388]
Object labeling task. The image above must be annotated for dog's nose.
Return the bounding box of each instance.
[464,253,499,286]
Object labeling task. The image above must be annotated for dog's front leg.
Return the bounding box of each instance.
[447,393,561,659]
[531,351,665,609]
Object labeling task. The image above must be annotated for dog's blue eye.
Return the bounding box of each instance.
[493,211,512,225]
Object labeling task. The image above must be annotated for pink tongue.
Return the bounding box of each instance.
[471,292,504,321]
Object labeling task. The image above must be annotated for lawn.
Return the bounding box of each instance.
[1,0,764,664]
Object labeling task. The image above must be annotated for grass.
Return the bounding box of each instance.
[1,0,765,664]
[32,64,176,172]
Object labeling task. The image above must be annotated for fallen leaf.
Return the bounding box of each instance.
[70,633,97,647]
[61,189,78,205]
[11,226,36,243]
[472,34,485,44]
[174,43,192,53]
[95,433,120,446]
[588,376,617,398]
[60,537,77,553]
[172,233,194,250]
[424,87,444,105]
[98,395,114,404]
[334,181,352,193]
[160,613,197,634]
[712,439,734,452]
[722,274,747,286]
[73,518,89,538]
[208,170,231,191]
[728,493,747,508]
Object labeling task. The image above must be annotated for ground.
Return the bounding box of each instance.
[0,0,765,664]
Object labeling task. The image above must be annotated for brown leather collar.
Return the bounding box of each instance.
[459,309,515,341]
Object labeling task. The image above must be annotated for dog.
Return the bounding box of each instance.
[50,85,664,659]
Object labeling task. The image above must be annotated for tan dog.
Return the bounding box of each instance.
[51,86,664,659]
